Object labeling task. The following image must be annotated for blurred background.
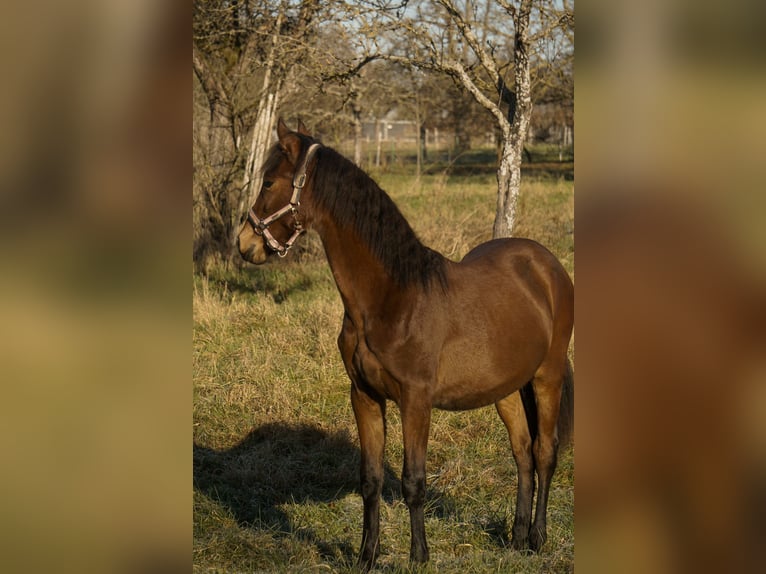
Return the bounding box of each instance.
[576,0,766,572]
[0,1,188,572]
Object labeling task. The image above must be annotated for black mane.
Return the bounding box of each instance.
[269,141,447,290]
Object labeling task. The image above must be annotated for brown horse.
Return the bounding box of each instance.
[238,119,574,570]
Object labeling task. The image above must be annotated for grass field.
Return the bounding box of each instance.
[193,167,574,573]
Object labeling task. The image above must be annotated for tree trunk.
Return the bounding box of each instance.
[492,0,532,239]
[352,112,363,167]
[452,93,471,154]
[353,115,363,166]
[233,6,286,252]
[414,107,422,183]
[494,133,522,238]
[240,89,280,210]
[375,120,382,167]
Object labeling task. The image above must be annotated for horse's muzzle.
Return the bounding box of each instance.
[238,231,268,265]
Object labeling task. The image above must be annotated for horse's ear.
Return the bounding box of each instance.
[277,117,291,142]
[276,117,301,164]
[297,118,310,136]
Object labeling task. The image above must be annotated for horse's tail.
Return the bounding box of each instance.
[519,358,574,450]
[557,358,574,448]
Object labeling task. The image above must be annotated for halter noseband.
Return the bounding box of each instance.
[247,142,321,257]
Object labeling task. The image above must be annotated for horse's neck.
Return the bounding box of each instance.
[316,219,401,321]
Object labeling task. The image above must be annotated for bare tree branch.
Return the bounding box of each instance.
[192,42,229,110]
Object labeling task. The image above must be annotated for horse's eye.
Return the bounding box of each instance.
[263,180,273,189]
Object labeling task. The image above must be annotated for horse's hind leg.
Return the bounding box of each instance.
[529,363,565,552]
[496,392,535,550]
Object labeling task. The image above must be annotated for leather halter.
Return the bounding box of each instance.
[247,143,321,257]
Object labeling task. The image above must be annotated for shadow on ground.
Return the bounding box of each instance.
[194,422,400,563]
[194,422,517,567]
[202,264,316,303]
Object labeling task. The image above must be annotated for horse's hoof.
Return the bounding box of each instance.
[529,526,546,553]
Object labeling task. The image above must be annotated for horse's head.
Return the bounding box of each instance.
[238,118,319,264]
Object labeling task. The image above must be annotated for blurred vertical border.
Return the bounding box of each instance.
[0,1,189,572]
[576,0,766,572]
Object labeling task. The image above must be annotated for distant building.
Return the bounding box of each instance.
[360,119,447,146]
[361,120,417,142]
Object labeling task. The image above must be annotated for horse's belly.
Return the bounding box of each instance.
[433,340,547,411]
[432,372,533,411]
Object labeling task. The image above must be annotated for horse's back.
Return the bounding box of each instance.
[462,237,563,269]
[460,237,572,304]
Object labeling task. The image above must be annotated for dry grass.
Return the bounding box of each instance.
[193,172,574,573]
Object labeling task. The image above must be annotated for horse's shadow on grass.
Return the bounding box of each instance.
[194,422,513,567]
[194,422,401,565]
[206,266,315,304]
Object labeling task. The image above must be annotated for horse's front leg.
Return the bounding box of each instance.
[350,383,386,571]
[401,392,432,564]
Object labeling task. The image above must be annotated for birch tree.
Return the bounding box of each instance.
[348,0,573,238]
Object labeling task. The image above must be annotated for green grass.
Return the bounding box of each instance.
[193,172,574,572]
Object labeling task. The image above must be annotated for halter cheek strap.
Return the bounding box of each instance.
[247,142,321,257]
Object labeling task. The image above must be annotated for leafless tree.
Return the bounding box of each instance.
[341,0,573,237]
[193,0,322,266]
